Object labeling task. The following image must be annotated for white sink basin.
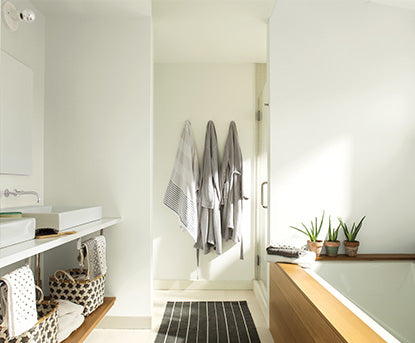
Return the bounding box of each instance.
[0,217,35,248]
[20,206,102,231]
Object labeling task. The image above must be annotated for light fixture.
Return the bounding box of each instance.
[1,1,36,32]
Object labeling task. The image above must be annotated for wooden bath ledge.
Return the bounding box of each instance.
[317,253,415,261]
[269,263,386,343]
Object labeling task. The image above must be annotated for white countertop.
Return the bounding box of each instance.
[0,217,121,269]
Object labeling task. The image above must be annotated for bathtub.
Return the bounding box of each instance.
[269,260,415,343]
[308,261,415,343]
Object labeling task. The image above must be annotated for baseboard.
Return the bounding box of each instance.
[97,316,152,329]
[154,279,253,290]
[253,279,268,325]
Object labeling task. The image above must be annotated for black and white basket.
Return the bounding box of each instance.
[49,269,105,317]
[0,291,58,343]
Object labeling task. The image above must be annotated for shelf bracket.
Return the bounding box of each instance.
[76,238,82,250]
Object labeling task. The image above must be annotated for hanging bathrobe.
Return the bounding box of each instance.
[195,121,222,255]
[163,121,199,242]
[220,121,246,259]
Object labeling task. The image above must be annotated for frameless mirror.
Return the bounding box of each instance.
[0,50,33,175]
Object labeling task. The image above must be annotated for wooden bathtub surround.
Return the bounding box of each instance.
[269,263,386,343]
[317,253,415,261]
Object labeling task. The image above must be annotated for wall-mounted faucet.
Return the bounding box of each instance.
[3,188,40,203]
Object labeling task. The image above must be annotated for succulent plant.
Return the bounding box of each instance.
[327,216,340,242]
[338,216,366,242]
[290,211,325,242]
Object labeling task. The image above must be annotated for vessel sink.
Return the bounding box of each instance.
[0,217,35,248]
[21,206,102,231]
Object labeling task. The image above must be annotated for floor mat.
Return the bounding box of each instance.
[155,301,261,343]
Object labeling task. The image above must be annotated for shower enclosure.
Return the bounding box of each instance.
[254,78,270,320]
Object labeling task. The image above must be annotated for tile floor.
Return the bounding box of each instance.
[85,290,274,342]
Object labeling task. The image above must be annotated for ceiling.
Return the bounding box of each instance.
[31,0,151,18]
[368,0,415,10]
[153,0,276,63]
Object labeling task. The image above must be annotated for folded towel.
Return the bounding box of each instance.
[268,239,308,251]
[57,314,84,342]
[163,121,200,242]
[266,246,306,258]
[265,251,316,269]
[57,300,83,318]
[0,266,37,337]
[79,235,107,280]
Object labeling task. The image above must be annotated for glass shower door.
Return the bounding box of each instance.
[255,82,270,304]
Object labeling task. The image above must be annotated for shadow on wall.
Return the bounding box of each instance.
[269,0,415,254]
[270,86,415,252]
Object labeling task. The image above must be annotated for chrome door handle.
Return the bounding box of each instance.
[261,181,268,209]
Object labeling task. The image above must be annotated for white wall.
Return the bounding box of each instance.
[153,63,256,283]
[269,0,415,253]
[153,1,273,63]
[0,0,45,208]
[43,16,153,326]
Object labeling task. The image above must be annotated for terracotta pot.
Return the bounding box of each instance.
[307,240,324,256]
[324,240,340,257]
[344,241,360,257]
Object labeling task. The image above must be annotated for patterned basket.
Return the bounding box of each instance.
[49,269,105,317]
[0,300,59,343]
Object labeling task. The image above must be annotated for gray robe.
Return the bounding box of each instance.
[195,121,222,255]
[220,121,245,259]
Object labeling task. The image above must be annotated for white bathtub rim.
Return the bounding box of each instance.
[305,268,400,343]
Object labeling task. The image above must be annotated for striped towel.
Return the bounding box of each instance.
[0,266,37,338]
[164,121,200,242]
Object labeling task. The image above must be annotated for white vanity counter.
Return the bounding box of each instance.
[0,217,121,269]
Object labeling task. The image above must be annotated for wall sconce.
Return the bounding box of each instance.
[2,1,36,32]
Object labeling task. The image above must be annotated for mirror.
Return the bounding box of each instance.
[0,50,33,175]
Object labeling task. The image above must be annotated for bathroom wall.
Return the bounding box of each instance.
[153,63,256,286]
[0,0,45,208]
[268,0,415,253]
[43,16,153,327]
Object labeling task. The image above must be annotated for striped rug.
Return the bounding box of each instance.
[155,301,261,343]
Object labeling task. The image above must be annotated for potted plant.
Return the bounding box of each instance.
[338,216,366,257]
[290,211,325,256]
[324,216,341,257]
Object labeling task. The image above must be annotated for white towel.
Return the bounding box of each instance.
[79,235,107,280]
[164,121,200,242]
[57,300,83,318]
[265,251,316,269]
[57,314,84,342]
[0,266,37,338]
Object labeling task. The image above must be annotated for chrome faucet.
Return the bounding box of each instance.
[3,189,40,203]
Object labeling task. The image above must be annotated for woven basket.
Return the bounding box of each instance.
[0,300,59,343]
[49,269,105,317]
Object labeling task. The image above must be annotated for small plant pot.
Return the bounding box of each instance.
[344,241,360,257]
[324,240,340,257]
[307,240,324,256]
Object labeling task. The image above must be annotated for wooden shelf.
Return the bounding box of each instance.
[0,217,121,268]
[317,253,415,261]
[62,297,116,343]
